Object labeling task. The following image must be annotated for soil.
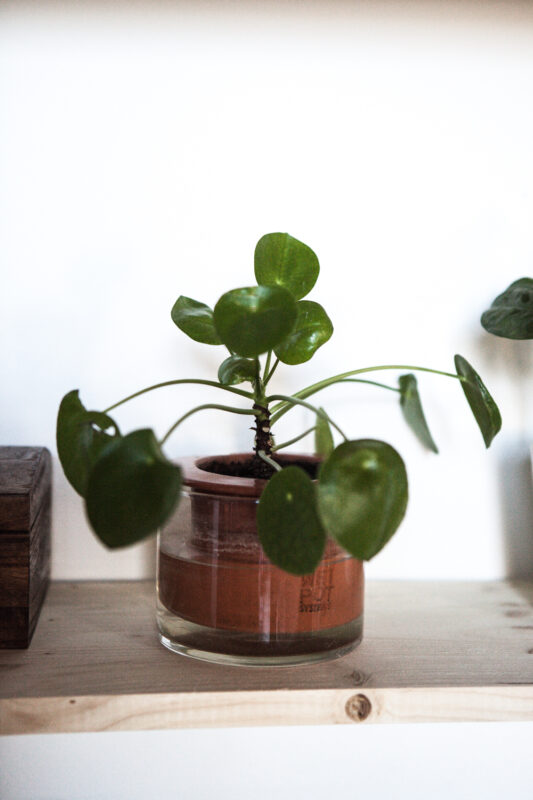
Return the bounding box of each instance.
[198,455,319,480]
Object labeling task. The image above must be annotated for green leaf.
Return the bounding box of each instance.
[481,278,533,340]
[317,440,408,561]
[257,466,326,575]
[314,408,334,457]
[254,232,319,300]
[218,355,259,385]
[171,296,222,345]
[454,355,502,448]
[274,301,333,365]
[85,429,182,548]
[56,390,120,497]
[214,285,297,358]
[399,374,439,454]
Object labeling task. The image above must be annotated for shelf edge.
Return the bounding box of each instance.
[2,685,533,735]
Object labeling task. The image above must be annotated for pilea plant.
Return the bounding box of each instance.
[57,233,502,575]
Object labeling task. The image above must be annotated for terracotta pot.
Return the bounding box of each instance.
[156,453,364,666]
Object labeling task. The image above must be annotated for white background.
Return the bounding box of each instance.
[1,1,533,798]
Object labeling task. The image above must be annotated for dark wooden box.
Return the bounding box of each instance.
[0,447,51,648]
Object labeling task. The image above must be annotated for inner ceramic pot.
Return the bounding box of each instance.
[156,453,364,667]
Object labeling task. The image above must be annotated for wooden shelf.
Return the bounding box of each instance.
[1,580,533,735]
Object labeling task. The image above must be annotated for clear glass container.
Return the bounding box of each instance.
[156,455,364,666]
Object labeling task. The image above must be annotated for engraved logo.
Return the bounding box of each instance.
[299,566,334,613]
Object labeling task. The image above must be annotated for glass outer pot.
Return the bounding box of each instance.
[156,453,364,666]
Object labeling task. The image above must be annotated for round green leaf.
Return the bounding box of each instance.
[399,374,438,454]
[85,429,182,548]
[214,285,297,357]
[56,390,120,497]
[454,354,502,448]
[274,301,333,365]
[254,232,319,300]
[257,466,326,575]
[481,278,533,340]
[317,440,408,561]
[171,296,221,345]
[314,408,334,457]
[218,355,259,386]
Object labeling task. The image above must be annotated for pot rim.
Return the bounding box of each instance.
[179,452,320,498]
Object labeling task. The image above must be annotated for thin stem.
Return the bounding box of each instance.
[270,364,462,424]
[262,351,272,384]
[266,393,348,441]
[257,450,282,472]
[272,426,316,452]
[103,378,254,413]
[340,378,401,393]
[264,357,280,388]
[252,358,263,404]
[160,404,260,447]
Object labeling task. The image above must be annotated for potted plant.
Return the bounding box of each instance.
[57,232,502,666]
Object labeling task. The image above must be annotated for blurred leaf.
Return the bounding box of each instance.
[171,296,221,345]
[254,232,319,300]
[317,440,408,561]
[481,278,533,340]
[257,466,326,575]
[85,429,182,548]
[399,374,438,453]
[218,355,259,385]
[314,409,334,457]
[214,285,297,357]
[275,301,333,365]
[454,355,502,448]
[56,390,120,497]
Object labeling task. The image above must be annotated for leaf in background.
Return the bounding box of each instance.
[314,408,334,457]
[481,278,533,340]
[254,232,319,300]
[317,440,408,561]
[274,301,333,365]
[218,355,259,385]
[56,390,120,497]
[171,296,222,345]
[454,355,502,448]
[214,285,297,357]
[398,374,439,453]
[85,429,182,548]
[257,466,326,575]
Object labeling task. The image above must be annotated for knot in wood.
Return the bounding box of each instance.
[345,693,372,722]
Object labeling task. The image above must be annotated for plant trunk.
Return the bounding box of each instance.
[253,402,273,455]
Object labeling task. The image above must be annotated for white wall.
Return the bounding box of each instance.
[2,722,533,800]
[2,3,533,799]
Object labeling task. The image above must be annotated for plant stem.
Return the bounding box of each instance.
[340,378,401,392]
[103,378,254,413]
[270,364,462,424]
[252,402,273,457]
[257,450,282,472]
[271,426,316,452]
[264,357,280,388]
[262,351,272,384]
[160,404,260,446]
[266,393,348,441]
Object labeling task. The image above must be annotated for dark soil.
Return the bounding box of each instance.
[199,455,319,480]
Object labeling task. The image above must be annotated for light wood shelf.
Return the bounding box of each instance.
[1,580,533,735]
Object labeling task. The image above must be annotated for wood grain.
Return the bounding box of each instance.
[0,448,51,647]
[3,686,533,736]
[0,447,51,531]
[1,580,532,734]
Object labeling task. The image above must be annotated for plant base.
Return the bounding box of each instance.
[156,454,365,667]
[156,601,363,667]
